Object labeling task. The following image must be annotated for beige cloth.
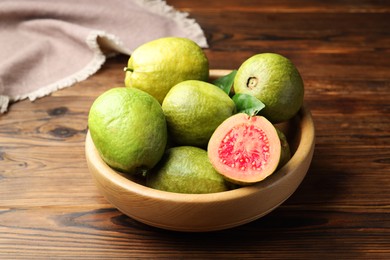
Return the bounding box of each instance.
[0,0,208,113]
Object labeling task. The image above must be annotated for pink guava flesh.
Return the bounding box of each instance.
[218,124,271,172]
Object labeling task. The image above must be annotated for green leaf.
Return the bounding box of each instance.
[212,70,237,95]
[232,93,265,117]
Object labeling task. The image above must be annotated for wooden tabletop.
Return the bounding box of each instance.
[1,0,389,258]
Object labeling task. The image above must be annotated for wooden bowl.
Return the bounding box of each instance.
[85,70,315,232]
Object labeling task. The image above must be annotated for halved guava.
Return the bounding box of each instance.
[207,113,281,185]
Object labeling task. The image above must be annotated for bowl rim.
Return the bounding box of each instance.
[85,104,315,203]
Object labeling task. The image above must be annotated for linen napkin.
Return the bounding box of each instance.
[0,0,208,113]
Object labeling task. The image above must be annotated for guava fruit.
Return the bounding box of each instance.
[162,80,236,148]
[88,87,167,174]
[207,113,281,185]
[234,53,304,123]
[124,37,209,104]
[276,128,291,169]
[146,146,231,194]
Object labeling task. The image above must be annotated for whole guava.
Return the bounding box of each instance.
[162,80,236,148]
[234,53,304,123]
[146,146,231,194]
[124,37,209,104]
[88,87,167,174]
[276,128,291,169]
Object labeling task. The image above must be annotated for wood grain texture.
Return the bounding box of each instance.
[1,0,389,258]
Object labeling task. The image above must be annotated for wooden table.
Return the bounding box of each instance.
[1,1,389,258]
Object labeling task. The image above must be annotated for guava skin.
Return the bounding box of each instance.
[124,37,209,104]
[276,128,291,169]
[234,53,304,123]
[88,87,167,174]
[208,113,281,185]
[146,146,230,194]
[162,80,236,148]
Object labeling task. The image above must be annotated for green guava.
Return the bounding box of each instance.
[146,146,231,194]
[233,53,304,123]
[276,128,291,169]
[124,37,209,104]
[162,80,236,148]
[88,87,167,174]
[208,113,281,185]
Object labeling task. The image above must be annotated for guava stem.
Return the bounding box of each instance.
[123,67,133,72]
